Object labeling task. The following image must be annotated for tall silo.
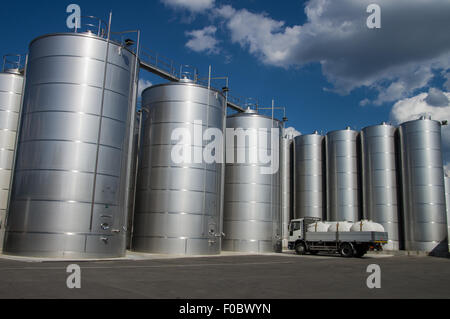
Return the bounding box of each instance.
[361,123,401,250]
[0,59,24,252]
[445,175,450,253]
[326,128,361,222]
[294,132,325,220]
[399,116,447,253]
[132,80,226,255]
[3,28,139,258]
[223,109,282,253]
[280,134,293,248]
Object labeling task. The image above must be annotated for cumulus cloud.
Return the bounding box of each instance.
[138,79,153,97]
[212,0,450,105]
[161,0,215,13]
[185,26,220,54]
[390,88,450,171]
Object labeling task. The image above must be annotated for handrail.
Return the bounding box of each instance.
[2,54,23,72]
[74,15,108,37]
[110,30,140,54]
[140,46,180,79]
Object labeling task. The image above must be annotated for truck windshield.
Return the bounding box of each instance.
[291,222,301,232]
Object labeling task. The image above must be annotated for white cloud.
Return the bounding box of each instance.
[214,5,301,66]
[185,26,220,54]
[138,79,153,97]
[390,88,450,171]
[161,0,214,13]
[213,0,450,105]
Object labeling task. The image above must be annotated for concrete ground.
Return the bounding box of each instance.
[0,252,449,299]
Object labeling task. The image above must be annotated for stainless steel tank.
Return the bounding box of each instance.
[0,68,24,252]
[445,176,450,253]
[222,109,282,253]
[326,128,361,222]
[132,81,226,255]
[361,123,400,250]
[294,132,325,220]
[399,117,448,253]
[281,135,293,248]
[3,32,139,258]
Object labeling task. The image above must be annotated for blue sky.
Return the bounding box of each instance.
[1,0,449,149]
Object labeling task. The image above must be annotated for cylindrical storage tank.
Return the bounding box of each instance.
[4,32,139,258]
[327,221,353,232]
[350,220,385,232]
[281,135,293,248]
[399,117,448,253]
[132,81,226,255]
[294,132,325,220]
[361,123,401,250]
[223,109,282,253]
[445,176,450,253]
[307,222,330,232]
[326,128,361,222]
[0,68,24,252]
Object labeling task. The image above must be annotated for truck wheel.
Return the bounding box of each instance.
[339,243,354,258]
[295,242,306,255]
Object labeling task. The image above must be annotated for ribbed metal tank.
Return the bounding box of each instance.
[281,135,293,248]
[445,176,450,253]
[399,117,447,253]
[223,109,282,253]
[0,69,24,252]
[326,128,361,222]
[361,123,400,250]
[132,81,226,255]
[3,33,139,258]
[294,132,325,220]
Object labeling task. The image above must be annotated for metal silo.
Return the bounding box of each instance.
[294,132,325,220]
[280,135,293,248]
[132,80,226,255]
[326,128,361,222]
[0,57,24,252]
[361,123,401,250]
[445,176,450,253]
[399,116,447,253]
[4,23,139,258]
[223,109,282,253]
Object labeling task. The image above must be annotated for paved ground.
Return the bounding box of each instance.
[0,252,449,299]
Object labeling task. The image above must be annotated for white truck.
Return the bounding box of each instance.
[287,217,388,258]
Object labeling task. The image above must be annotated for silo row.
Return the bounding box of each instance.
[293,118,448,253]
[0,29,447,258]
[0,32,285,257]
